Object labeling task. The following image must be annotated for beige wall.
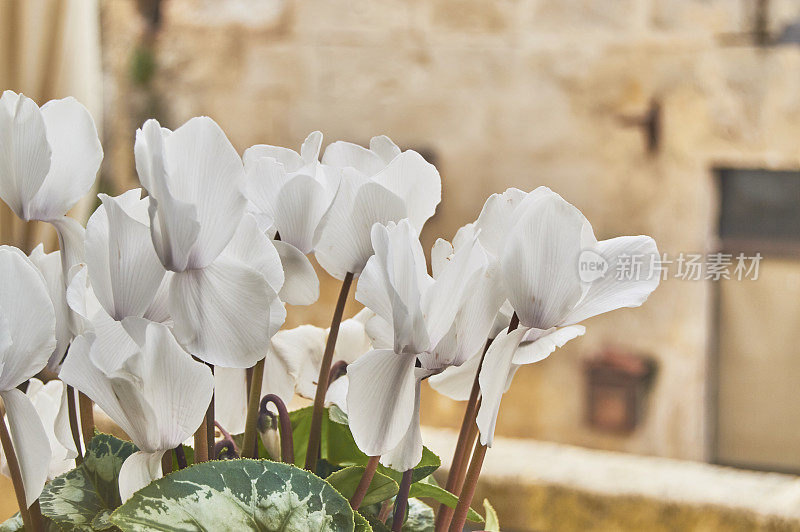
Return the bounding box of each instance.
[100,0,800,462]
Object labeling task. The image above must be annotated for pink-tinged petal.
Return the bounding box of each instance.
[0,91,51,220]
[564,235,660,325]
[273,241,319,306]
[476,327,527,447]
[170,256,282,367]
[501,190,587,329]
[29,97,102,220]
[346,349,417,456]
[0,246,55,390]
[118,450,166,503]
[0,389,51,506]
[371,151,441,232]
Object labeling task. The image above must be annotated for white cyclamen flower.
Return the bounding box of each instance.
[214,308,373,434]
[474,186,660,446]
[0,379,75,482]
[0,246,57,506]
[135,117,285,367]
[27,245,73,373]
[242,132,332,305]
[314,136,441,280]
[0,91,103,274]
[347,219,499,470]
[60,319,214,501]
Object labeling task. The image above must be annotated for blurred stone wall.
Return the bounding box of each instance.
[99,0,800,463]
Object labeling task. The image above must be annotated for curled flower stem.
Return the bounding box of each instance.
[241,357,266,459]
[259,393,293,463]
[0,401,43,531]
[328,360,348,385]
[78,392,94,447]
[392,469,414,532]
[174,445,188,470]
[213,439,239,460]
[448,313,519,532]
[305,271,354,472]
[349,455,380,510]
[66,385,83,465]
[214,421,238,453]
[435,338,492,531]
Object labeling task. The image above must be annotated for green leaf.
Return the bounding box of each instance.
[353,511,373,532]
[39,433,137,531]
[169,443,194,471]
[326,466,399,507]
[483,499,500,531]
[408,483,483,523]
[110,458,356,531]
[402,499,434,532]
[289,407,440,484]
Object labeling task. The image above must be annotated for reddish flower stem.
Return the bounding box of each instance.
[305,271,354,472]
[349,455,380,510]
[259,393,294,462]
[392,469,414,532]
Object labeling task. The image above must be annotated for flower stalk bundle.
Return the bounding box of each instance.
[0,91,660,532]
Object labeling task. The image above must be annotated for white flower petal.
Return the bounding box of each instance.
[54,384,78,459]
[273,241,319,306]
[244,144,304,173]
[346,349,417,456]
[223,214,284,295]
[0,91,51,220]
[430,238,453,280]
[273,174,329,254]
[300,131,323,165]
[1,388,51,506]
[118,450,166,503]
[476,327,527,447]
[49,216,86,279]
[322,141,386,176]
[513,325,585,365]
[272,325,326,400]
[315,175,407,279]
[474,188,527,259]
[334,312,373,364]
[0,246,55,390]
[86,192,165,320]
[139,322,214,448]
[214,367,248,435]
[428,350,482,401]
[170,255,282,367]
[28,245,71,371]
[501,190,587,329]
[564,235,661,325]
[368,135,401,164]
[325,375,349,412]
[371,151,441,232]
[364,314,394,350]
[379,380,422,471]
[28,97,102,220]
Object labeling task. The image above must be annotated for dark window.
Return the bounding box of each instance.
[717,168,800,251]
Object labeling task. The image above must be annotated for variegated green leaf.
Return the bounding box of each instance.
[39,433,137,531]
[402,499,434,532]
[110,459,356,531]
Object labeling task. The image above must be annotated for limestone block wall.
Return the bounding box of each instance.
[98,0,800,463]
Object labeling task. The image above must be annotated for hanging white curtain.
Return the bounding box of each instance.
[0,0,103,251]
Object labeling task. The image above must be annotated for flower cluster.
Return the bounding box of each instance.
[0,91,659,531]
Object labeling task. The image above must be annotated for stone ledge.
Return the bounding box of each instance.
[422,426,800,531]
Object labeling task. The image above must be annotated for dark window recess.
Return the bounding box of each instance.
[717,168,800,250]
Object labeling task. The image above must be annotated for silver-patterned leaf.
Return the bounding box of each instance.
[110,459,356,532]
[39,433,137,531]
